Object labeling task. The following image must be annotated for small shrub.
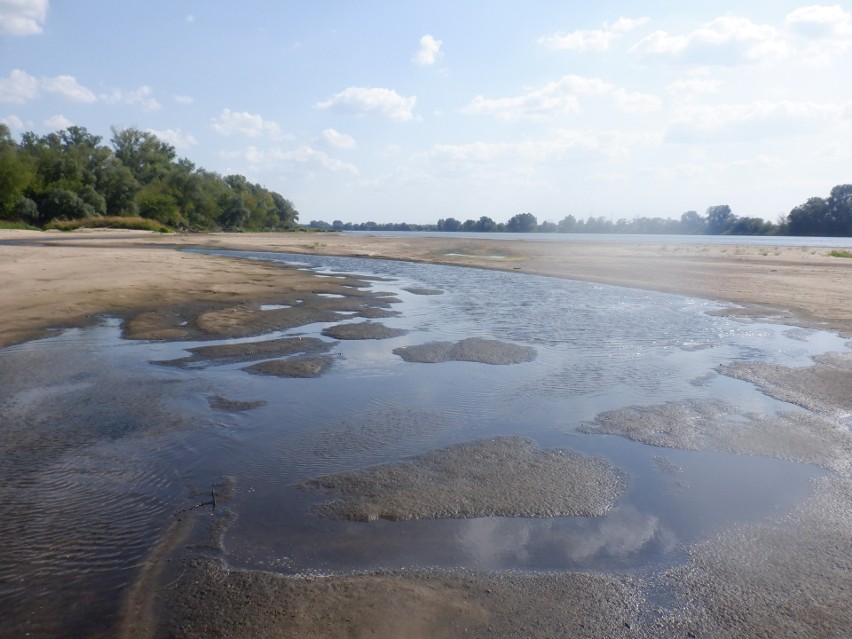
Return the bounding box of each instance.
[44,216,173,232]
[828,250,852,258]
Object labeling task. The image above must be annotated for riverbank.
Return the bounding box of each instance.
[2,229,851,350]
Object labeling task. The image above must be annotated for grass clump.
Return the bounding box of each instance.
[828,249,852,258]
[44,216,173,233]
[0,220,40,230]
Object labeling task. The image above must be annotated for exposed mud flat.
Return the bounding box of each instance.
[321,321,408,340]
[579,399,851,475]
[156,557,644,639]
[656,475,852,638]
[302,436,626,521]
[206,395,267,412]
[393,337,537,365]
[155,336,335,368]
[721,351,852,417]
[243,355,335,378]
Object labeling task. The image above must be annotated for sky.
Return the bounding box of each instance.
[2,1,852,225]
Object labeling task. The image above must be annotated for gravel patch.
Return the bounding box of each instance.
[155,337,335,368]
[206,395,267,412]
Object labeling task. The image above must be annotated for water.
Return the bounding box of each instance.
[0,251,847,637]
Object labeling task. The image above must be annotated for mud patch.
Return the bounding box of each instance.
[722,351,852,417]
[157,337,335,368]
[658,475,852,638]
[302,436,625,521]
[243,356,335,378]
[321,321,408,340]
[393,337,536,365]
[579,399,851,475]
[206,395,267,412]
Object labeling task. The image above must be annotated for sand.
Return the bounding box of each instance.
[2,229,852,350]
[303,436,626,521]
[3,229,852,638]
[393,337,537,364]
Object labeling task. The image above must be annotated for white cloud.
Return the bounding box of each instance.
[462,74,660,121]
[210,108,290,139]
[412,34,443,65]
[630,16,790,65]
[666,77,722,96]
[0,0,48,35]
[173,94,194,104]
[42,74,97,103]
[666,99,846,142]
[433,129,656,164]
[539,16,649,52]
[223,144,358,175]
[147,128,197,149]
[0,69,40,103]
[43,113,72,129]
[321,128,356,150]
[1,114,26,129]
[785,5,852,64]
[100,85,160,111]
[316,87,417,121]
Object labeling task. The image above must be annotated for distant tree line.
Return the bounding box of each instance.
[0,123,298,230]
[313,186,852,237]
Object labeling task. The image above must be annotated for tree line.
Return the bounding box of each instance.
[0,124,298,230]
[315,186,852,237]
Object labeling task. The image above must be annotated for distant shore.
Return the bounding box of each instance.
[2,229,850,349]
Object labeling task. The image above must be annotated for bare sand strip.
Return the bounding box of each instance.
[2,229,852,350]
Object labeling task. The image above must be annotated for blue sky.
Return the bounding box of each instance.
[2,1,851,225]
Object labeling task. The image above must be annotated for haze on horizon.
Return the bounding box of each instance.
[2,0,851,226]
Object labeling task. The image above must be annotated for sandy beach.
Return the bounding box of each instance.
[2,229,851,350]
[2,229,851,639]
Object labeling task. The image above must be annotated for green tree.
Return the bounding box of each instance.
[506,212,538,232]
[0,124,34,219]
[705,205,733,234]
[110,127,176,185]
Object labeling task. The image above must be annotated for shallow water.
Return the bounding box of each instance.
[0,251,847,637]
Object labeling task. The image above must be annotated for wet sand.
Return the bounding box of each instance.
[2,229,852,350]
[2,229,851,638]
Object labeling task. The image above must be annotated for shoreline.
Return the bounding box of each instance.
[2,229,851,349]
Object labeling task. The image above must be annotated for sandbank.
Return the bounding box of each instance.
[2,229,852,349]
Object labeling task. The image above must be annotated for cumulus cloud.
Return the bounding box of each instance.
[666,76,722,96]
[1,114,26,129]
[0,69,40,103]
[666,99,845,142]
[43,113,72,129]
[785,4,852,64]
[315,87,417,121]
[630,15,791,65]
[462,74,661,121]
[0,0,48,35]
[321,128,356,150]
[222,144,358,175]
[539,16,649,52]
[412,34,443,65]
[210,108,290,140]
[147,128,197,149]
[100,85,160,111]
[42,74,97,103]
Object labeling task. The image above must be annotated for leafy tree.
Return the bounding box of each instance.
[437,217,462,231]
[506,212,538,232]
[680,210,705,234]
[39,188,96,221]
[0,124,34,218]
[111,127,176,185]
[705,205,733,234]
[474,215,497,232]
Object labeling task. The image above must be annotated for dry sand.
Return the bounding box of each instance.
[2,229,852,349]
